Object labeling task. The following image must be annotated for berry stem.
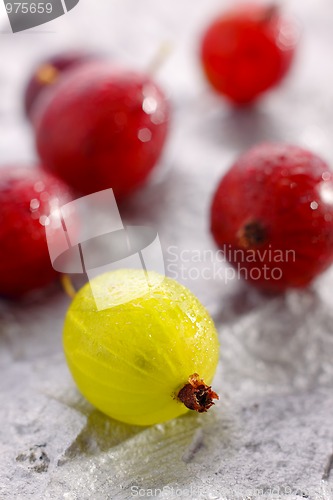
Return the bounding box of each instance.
[177,373,219,413]
[261,4,279,23]
[147,42,173,75]
[61,274,77,299]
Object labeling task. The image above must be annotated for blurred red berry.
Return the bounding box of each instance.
[24,52,95,119]
[0,167,73,298]
[211,143,333,291]
[34,62,170,200]
[201,3,298,104]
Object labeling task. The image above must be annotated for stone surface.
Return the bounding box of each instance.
[1,0,333,499]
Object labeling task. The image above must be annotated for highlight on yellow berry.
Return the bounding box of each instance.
[63,269,220,426]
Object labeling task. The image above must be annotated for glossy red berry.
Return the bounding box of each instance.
[24,52,95,120]
[0,167,73,298]
[211,143,333,291]
[34,62,170,200]
[201,3,298,104]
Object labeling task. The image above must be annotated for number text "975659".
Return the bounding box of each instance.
[5,3,53,14]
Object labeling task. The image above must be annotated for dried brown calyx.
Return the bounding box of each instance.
[36,64,59,85]
[177,373,219,413]
[238,220,267,249]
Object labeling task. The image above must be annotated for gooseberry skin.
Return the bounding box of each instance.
[200,3,297,104]
[211,143,333,291]
[0,167,72,298]
[34,63,170,200]
[63,270,219,426]
[24,52,94,119]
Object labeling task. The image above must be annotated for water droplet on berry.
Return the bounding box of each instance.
[151,111,166,125]
[320,182,333,205]
[34,181,45,193]
[47,208,62,228]
[39,215,50,226]
[30,198,40,211]
[310,201,318,210]
[142,96,157,115]
[138,128,152,143]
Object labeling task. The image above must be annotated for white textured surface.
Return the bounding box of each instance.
[1,0,333,499]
